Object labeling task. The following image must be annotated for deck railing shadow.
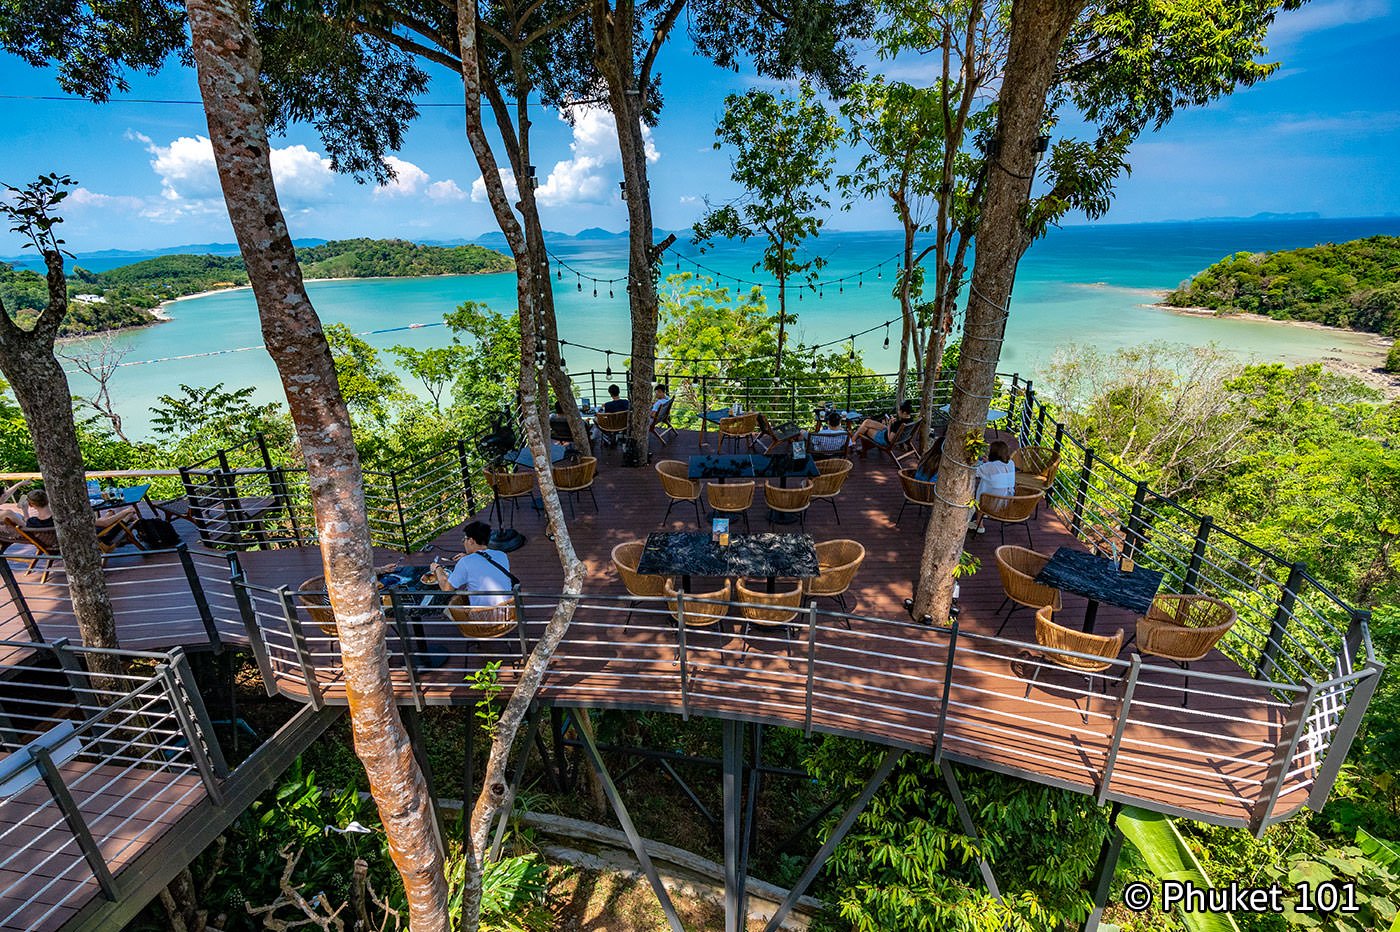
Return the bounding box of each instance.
[0,640,225,930]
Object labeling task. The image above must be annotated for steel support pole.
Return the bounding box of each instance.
[34,745,119,900]
[763,747,904,932]
[1083,804,1124,932]
[942,762,1001,900]
[490,708,542,861]
[722,719,746,932]
[574,713,685,932]
[400,706,445,859]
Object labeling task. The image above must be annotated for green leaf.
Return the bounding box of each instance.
[1359,828,1400,868]
[1116,806,1241,932]
[1288,860,1335,887]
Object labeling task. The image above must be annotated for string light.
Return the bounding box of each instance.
[605,351,613,378]
[883,322,891,349]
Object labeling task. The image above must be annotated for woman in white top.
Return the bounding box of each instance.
[971,440,1016,532]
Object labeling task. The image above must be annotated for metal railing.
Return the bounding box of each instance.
[0,640,225,930]
[235,581,1353,832]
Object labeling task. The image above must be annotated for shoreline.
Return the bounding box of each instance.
[1147,300,1398,398]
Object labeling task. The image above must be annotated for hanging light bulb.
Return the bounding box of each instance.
[609,285,614,298]
[593,284,598,297]
[877,266,882,279]
[884,322,891,349]
[858,274,863,288]
[556,269,562,281]
[605,351,613,378]
[839,282,844,294]
[576,275,582,291]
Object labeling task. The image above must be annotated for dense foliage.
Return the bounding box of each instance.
[297,238,515,279]
[1165,235,1400,337]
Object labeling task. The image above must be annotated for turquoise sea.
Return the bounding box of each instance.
[62,217,1400,438]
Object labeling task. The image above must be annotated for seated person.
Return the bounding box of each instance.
[914,435,945,483]
[548,401,573,443]
[21,489,54,528]
[432,521,515,606]
[602,383,629,413]
[19,488,138,547]
[808,410,851,455]
[651,382,671,414]
[970,440,1016,532]
[852,400,916,451]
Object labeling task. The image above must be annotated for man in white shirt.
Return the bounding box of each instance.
[432,521,515,606]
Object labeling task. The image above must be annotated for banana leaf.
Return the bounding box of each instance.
[1116,806,1241,932]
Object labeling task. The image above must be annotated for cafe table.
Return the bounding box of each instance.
[1034,546,1164,633]
[687,453,819,486]
[637,531,819,593]
[505,443,567,469]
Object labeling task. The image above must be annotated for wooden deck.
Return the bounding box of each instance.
[0,428,1319,847]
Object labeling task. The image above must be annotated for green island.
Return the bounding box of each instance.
[0,238,514,337]
[1165,235,1400,371]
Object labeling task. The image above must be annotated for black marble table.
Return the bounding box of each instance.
[637,531,819,591]
[506,443,568,469]
[1034,546,1164,633]
[687,453,819,483]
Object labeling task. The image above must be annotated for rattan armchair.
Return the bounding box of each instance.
[718,412,758,453]
[809,539,865,616]
[664,579,731,629]
[1137,594,1237,705]
[1012,446,1061,490]
[612,540,667,627]
[594,410,627,449]
[485,468,535,529]
[897,469,937,527]
[705,480,754,533]
[734,578,804,657]
[655,460,702,526]
[810,459,852,523]
[993,545,1063,636]
[552,456,598,517]
[1030,605,1125,722]
[446,596,518,639]
[764,480,813,531]
[299,566,398,635]
[977,491,1043,546]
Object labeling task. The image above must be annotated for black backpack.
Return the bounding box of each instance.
[134,518,182,549]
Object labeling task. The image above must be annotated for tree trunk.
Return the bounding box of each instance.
[912,0,1087,622]
[592,0,662,456]
[0,255,121,679]
[775,268,788,377]
[896,206,917,407]
[457,3,588,927]
[184,3,448,927]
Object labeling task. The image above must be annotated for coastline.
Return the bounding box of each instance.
[1147,299,1398,397]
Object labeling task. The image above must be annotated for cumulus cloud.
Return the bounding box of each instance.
[374,156,431,198]
[427,179,468,202]
[470,168,519,204]
[535,106,659,208]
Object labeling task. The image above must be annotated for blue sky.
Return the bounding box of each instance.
[2,0,1397,254]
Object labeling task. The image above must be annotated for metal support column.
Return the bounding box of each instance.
[1258,562,1307,680]
[941,762,1001,900]
[1083,804,1124,932]
[722,719,746,932]
[763,748,904,932]
[573,712,686,932]
[400,706,445,859]
[490,708,543,861]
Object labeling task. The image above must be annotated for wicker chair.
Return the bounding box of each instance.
[734,578,804,658]
[594,410,627,449]
[866,419,919,468]
[1137,595,1237,705]
[1012,446,1061,491]
[299,567,398,635]
[664,579,731,629]
[1,511,141,582]
[810,459,853,524]
[764,480,813,531]
[977,491,1043,546]
[1030,605,1125,722]
[552,456,598,517]
[809,539,865,616]
[655,460,702,526]
[485,468,535,529]
[612,540,667,627]
[705,480,754,534]
[993,545,1063,636]
[445,596,518,639]
[718,412,758,453]
[897,469,937,527]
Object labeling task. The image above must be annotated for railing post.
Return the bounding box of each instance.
[277,586,324,710]
[1250,679,1318,836]
[1070,448,1094,538]
[386,590,426,712]
[1052,422,1065,455]
[457,439,478,515]
[1257,562,1307,680]
[844,374,853,413]
[159,656,226,805]
[1034,402,1047,446]
[700,377,708,446]
[168,646,230,778]
[389,471,412,555]
[1183,515,1213,595]
[803,601,818,737]
[932,617,960,764]
[1097,655,1141,805]
[513,586,530,663]
[1124,481,1150,561]
[1019,385,1034,441]
[270,465,302,543]
[1307,664,1385,809]
[675,593,690,721]
[0,557,42,641]
[176,543,222,652]
[33,745,120,900]
[230,574,278,696]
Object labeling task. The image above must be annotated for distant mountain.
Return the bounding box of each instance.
[2,238,328,265]
[1183,211,1324,224]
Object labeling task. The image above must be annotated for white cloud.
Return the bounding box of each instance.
[427,179,468,202]
[374,156,431,198]
[126,133,333,220]
[470,168,519,204]
[68,188,143,211]
[1267,0,1391,45]
[679,194,699,205]
[535,106,659,208]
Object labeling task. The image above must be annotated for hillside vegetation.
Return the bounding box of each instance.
[1165,235,1400,337]
[0,238,514,337]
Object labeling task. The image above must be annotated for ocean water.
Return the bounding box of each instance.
[60,217,1400,438]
